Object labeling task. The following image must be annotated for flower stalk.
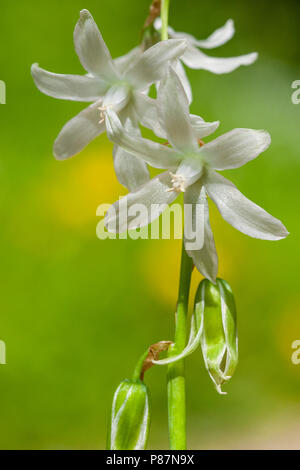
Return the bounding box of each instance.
[167,239,193,449]
[161,0,170,40]
[133,341,172,381]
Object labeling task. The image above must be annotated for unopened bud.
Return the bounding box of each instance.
[109,379,150,450]
[196,278,238,394]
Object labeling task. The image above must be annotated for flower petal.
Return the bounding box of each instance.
[105,110,182,169]
[113,115,150,191]
[124,39,187,90]
[176,158,203,187]
[157,65,198,153]
[74,9,118,81]
[31,63,108,102]
[132,92,166,139]
[190,114,220,139]
[114,47,142,75]
[53,100,105,160]
[173,60,192,104]
[184,182,218,282]
[192,19,235,49]
[134,92,219,141]
[102,83,131,112]
[154,19,234,49]
[200,128,271,170]
[182,45,258,73]
[105,172,178,233]
[113,145,150,192]
[204,170,289,240]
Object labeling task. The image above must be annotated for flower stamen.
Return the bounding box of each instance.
[166,172,186,193]
[98,104,112,124]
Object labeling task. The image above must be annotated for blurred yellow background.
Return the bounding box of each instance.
[0,0,299,449]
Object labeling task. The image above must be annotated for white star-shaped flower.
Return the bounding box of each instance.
[104,66,288,282]
[154,18,258,102]
[31,9,186,190]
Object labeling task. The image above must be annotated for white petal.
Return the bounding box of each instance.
[157,65,197,153]
[113,115,150,191]
[114,47,142,75]
[201,129,271,170]
[204,170,289,240]
[182,45,258,73]
[176,158,203,187]
[133,92,166,139]
[105,172,178,233]
[154,18,201,45]
[113,145,150,192]
[134,93,217,142]
[192,19,235,49]
[105,110,182,170]
[124,39,186,90]
[53,100,105,160]
[74,9,118,81]
[173,60,192,104]
[102,83,131,112]
[190,114,220,139]
[154,19,234,49]
[184,183,218,282]
[31,63,108,102]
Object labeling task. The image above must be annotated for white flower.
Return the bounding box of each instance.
[31,9,186,190]
[154,18,258,102]
[104,66,288,282]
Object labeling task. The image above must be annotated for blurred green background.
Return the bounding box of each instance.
[0,0,299,449]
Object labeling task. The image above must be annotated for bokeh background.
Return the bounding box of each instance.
[0,0,299,449]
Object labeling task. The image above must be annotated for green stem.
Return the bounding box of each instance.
[132,349,149,382]
[167,240,193,450]
[161,0,170,40]
[160,0,193,449]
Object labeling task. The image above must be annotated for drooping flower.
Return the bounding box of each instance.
[31,9,186,190]
[153,278,238,395]
[104,65,288,282]
[154,18,258,102]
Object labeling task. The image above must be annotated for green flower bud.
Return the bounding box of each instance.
[109,379,150,450]
[196,278,238,394]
